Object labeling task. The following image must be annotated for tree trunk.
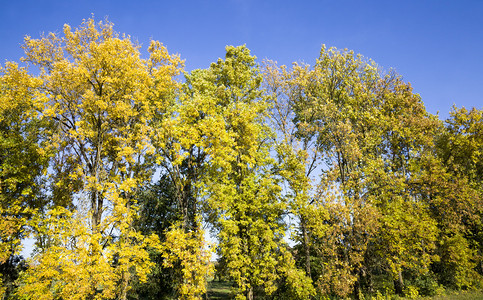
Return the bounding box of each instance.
[246,286,253,300]
[353,279,361,300]
[394,270,404,295]
[91,190,99,231]
[353,268,365,300]
[301,217,311,278]
[119,270,130,300]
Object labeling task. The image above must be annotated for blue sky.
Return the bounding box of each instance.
[1,0,482,119]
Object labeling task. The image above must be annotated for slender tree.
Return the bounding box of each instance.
[198,46,313,300]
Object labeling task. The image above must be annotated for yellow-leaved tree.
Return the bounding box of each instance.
[14,17,183,299]
[264,46,441,298]
[0,61,48,298]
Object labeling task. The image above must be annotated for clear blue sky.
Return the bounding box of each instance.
[1,0,482,119]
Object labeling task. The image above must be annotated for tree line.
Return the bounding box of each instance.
[0,18,481,300]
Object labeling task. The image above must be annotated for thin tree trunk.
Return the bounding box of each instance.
[91,190,99,231]
[120,270,130,300]
[353,279,360,300]
[394,270,404,295]
[246,286,253,300]
[301,217,311,278]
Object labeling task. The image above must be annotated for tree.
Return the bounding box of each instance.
[132,175,214,300]
[2,16,481,299]
[14,17,183,299]
[195,46,313,300]
[428,106,483,288]
[160,221,213,300]
[129,177,180,299]
[266,46,383,297]
[0,61,49,298]
[363,78,440,296]
[263,61,323,287]
[139,55,237,300]
[265,46,440,298]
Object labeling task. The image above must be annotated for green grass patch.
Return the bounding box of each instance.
[385,289,483,300]
[419,290,483,300]
[206,280,233,300]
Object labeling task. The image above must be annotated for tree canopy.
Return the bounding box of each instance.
[0,17,481,300]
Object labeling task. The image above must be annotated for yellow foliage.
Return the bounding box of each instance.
[161,222,214,300]
[10,16,183,299]
[17,206,160,300]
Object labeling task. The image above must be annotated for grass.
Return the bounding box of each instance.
[205,282,483,300]
[206,279,232,300]
[413,290,483,300]
[367,289,483,300]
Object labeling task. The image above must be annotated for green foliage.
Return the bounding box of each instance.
[427,107,483,289]
[197,45,313,300]
[265,45,456,299]
[129,177,180,299]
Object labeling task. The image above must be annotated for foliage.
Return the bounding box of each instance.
[198,45,313,300]
[129,177,180,299]
[16,206,160,300]
[7,17,182,299]
[265,46,443,298]
[0,61,49,299]
[161,222,213,300]
[0,17,481,300]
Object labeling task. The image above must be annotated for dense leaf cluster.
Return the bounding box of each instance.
[0,18,481,300]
